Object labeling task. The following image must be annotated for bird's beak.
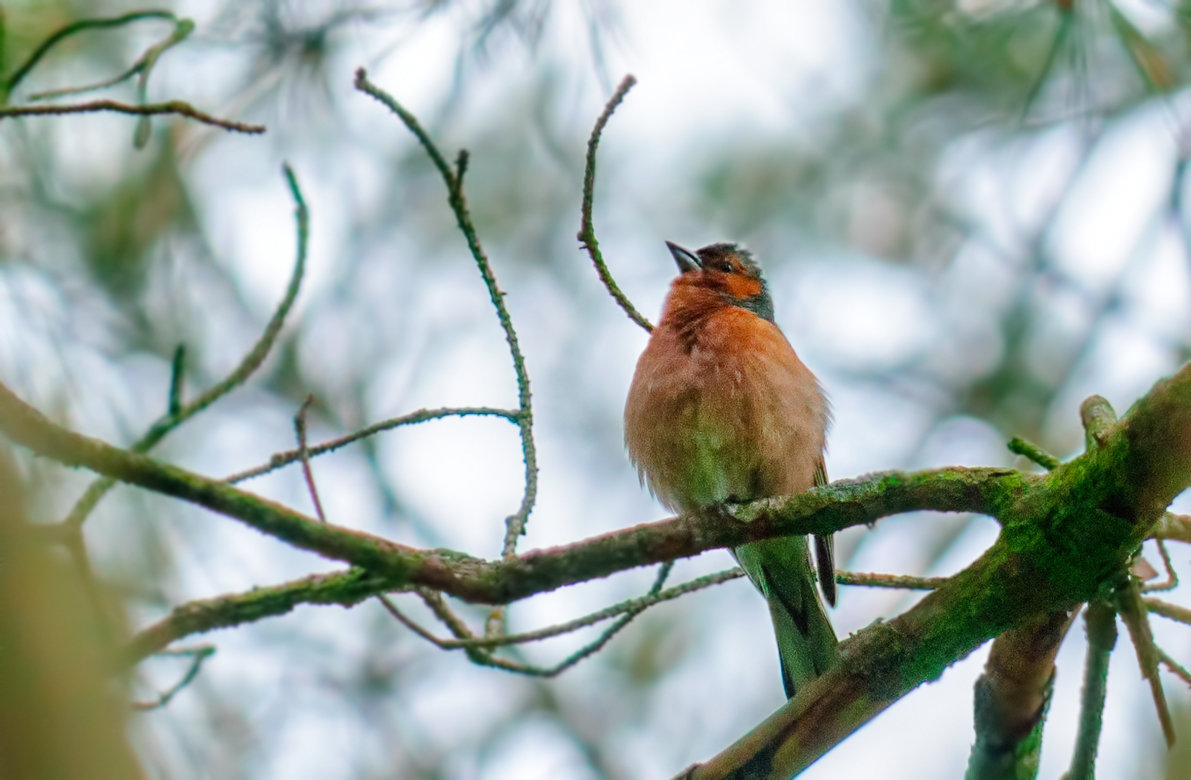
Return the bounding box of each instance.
[666,241,701,273]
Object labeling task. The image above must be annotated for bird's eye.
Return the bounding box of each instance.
[707,257,733,273]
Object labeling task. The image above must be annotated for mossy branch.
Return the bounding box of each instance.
[0,368,1018,602]
[1,329,1188,776]
[679,363,1191,780]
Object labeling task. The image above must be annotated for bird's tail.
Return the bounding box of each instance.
[735,535,838,699]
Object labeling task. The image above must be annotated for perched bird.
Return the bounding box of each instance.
[624,240,837,699]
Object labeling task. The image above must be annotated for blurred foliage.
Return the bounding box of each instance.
[1,0,1190,778]
[0,449,144,778]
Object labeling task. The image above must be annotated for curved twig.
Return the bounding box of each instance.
[353,67,538,562]
[59,164,302,530]
[5,10,177,97]
[577,75,653,333]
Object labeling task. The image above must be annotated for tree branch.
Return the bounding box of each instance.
[966,610,1073,779]
[223,406,516,484]
[5,352,1188,777]
[577,74,653,333]
[0,100,264,134]
[353,67,538,562]
[1067,600,1117,780]
[123,568,395,664]
[680,363,1191,779]
[0,372,1017,603]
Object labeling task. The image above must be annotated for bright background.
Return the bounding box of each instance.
[3,1,1191,778]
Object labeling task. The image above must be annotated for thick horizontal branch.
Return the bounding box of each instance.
[0,379,1018,606]
[685,363,1191,779]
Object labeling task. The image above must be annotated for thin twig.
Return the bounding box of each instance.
[1144,596,1191,626]
[1151,512,1191,544]
[577,75,652,333]
[353,68,537,565]
[532,561,675,677]
[377,593,442,642]
[131,646,215,711]
[223,406,516,484]
[59,164,304,528]
[26,16,194,104]
[5,10,177,96]
[379,562,685,677]
[28,63,146,101]
[835,570,948,590]
[1142,540,1178,593]
[293,395,326,523]
[122,565,941,662]
[390,566,741,652]
[1115,575,1176,746]
[1068,600,1116,780]
[1156,646,1191,689]
[167,344,186,416]
[1007,436,1061,470]
[1080,394,1117,448]
[0,100,265,134]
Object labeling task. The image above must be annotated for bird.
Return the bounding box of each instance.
[624,240,837,699]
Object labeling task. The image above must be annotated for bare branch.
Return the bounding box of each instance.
[1007,436,1061,470]
[122,564,944,666]
[223,406,516,484]
[835,571,947,590]
[577,74,653,333]
[0,100,264,134]
[353,67,538,563]
[1145,597,1191,626]
[59,164,304,530]
[1151,512,1191,544]
[293,395,327,523]
[1142,541,1178,593]
[5,10,178,97]
[1156,646,1191,689]
[391,564,740,655]
[400,562,681,678]
[131,646,214,711]
[1116,574,1176,746]
[1067,601,1117,780]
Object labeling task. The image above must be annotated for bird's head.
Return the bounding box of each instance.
[665,241,774,322]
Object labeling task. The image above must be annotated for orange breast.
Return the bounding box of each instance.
[624,299,828,513]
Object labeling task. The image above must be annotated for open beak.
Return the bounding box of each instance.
[666,241,701,273]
